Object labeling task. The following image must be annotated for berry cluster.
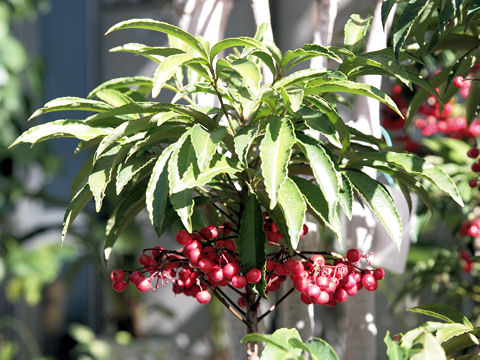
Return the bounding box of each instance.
[110,221,385,311]
[467,147,480,189]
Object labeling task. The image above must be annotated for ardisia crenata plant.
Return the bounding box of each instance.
[10,19,465,359]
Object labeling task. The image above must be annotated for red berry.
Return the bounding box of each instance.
[361,273,378,291]
[176,229,193,245]
[310,254,325,266]
[219,221,233,235]
[335,288,348,302]
[373,268,385,280]
[129,271,143,284]
[470,179,478,188]
[346,285,358,296]
[232,275,247,289]
[315,291,330,305]
[196,290,211,304]
[110,269,124,282]
[468,148,480,158]
[139,254,156,267]
[112,280,127,292]
[292,276,308,292]
[316,275,329,290]
[300,224,308,238]
[245,268,262,284]
[199,258,214,273]
[472,162,480,172]
[238,296,247,308]
[453,76,465,88]
[300,292,313,305]
[346,249,361,263]
[223,262,240,277]
[307,284,321,299]
[209,266,224,282]
[200,225,219,240]
[136,278,152,292]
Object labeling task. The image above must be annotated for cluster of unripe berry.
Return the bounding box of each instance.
[110,220,384,309]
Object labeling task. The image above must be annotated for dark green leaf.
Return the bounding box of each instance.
[62,184,93,243]
[408,304,473,327]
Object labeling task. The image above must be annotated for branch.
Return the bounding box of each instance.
[213,287,247,324]
[257,287,295,322]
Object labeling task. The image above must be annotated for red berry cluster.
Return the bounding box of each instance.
[110,221,385,310]
[281,248,384,307]
[460,250,476,273]
[453,76,472,98]
[467,147,480,189]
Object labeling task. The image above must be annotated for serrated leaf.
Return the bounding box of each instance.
[152,52,197,98]
[62,184,93,243]
[384,331,407,360]
[359,152,463,206]
[190,124,226,170]
[116,154,155,194]
[344,14,371,52]
[105,19,207,59]
[146,145,175,235]
[234,123,259,165]
[300,107,341,148]
[392,0,430,58]
[296,133,340,221]
[346,170,402,249]
[281,45,342,71]
[260,117,295,209]
[339,174,353,220]
[292,176,342,241]
[28,97,112,120]
[104,179,147,261]
[436,324,472,344]
[238,196,267,278]
[10,120,112,147]
[277,177,306,250]
[286,89,303,112]
[304,337,340,360]
[408,304,473,327]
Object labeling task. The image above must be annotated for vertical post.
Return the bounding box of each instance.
[311,0,338,69]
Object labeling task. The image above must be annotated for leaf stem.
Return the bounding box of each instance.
[257,287,295,322]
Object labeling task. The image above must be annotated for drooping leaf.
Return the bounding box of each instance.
[259,117,296,209]
[210,37,269,59]
[296,133,340,221]
[234,123,259,165]
[277,177,306,250]
[346,170,402,249]
[420,333,447,360]
[304,337,340,360]
[381,0,396,27]
[105,19,207,59]
[238,196,267,277]
[10,120,112,147]
[146,145,175,235]
[408,304,473,327]
[339,174,353,220]
[116,154,155,194]
[62,184,93,243]
[392,0,430,58]
[87,76,153,99]
[28,97,112,120]
[104,179,148,260]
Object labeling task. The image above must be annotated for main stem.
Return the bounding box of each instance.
[245,287,259,360]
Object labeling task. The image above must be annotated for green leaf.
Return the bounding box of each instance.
[304,337,340,360]
[241,334,289,352]
[436,324,472,344]
[384,331,407,360]
[146,146,175,235]
[259,117,296,209]
[344,14,372,52]
[305,79,403,118]
[418,333,447,360]
[302,108,342,148]
[381,0,396,27]
[296,133,340,221]
[408,304,473,327]
[210,37,269,59]
[28,97,112,120]
[190,124,226,170]
[466,77,480,125]
[109,42,185,58]
[104,179,147,260]
[359,151,463,207]
[230,59,261,91]
[152,52,198,98]
[171,153,242,193]
[346,170,402,249]
[392,0,430,58]
[116,154,155,194]
[88,146,122,212]
[234,123,259,165]
[281,45,342,71]
[274,68,328,88]
[95,88,134,107]
[242,329,303,360]
[87,76,153,99]
[438,0,455,35]
[105,19,207,59]
[339,174,353,220]
[277,177,307,250]
[10,120,112,147]
[292,176,342,240]
[62,184,93,243]
[238,195,267,273]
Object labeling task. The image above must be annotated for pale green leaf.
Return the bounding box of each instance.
[152,52,197,98]
[87,76,153,99]
[62,184,93,243]
[116,155,155,194]
[344,14,372,51]
[304,337,340,360]
[29,97,112,120]
[278,177,306,250]
[234,123,259,165]
[384,331,408,360]
[210,37,269,59]
[190,124,226,169]
[408,304,473,327]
